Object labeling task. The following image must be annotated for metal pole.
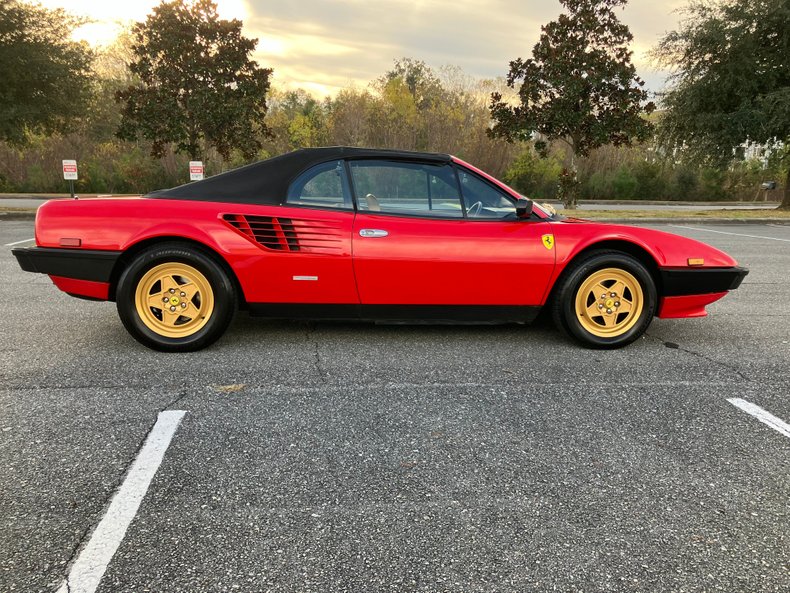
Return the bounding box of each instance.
[69,179,75,200]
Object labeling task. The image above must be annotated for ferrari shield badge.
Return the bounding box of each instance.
[541,234,555,250]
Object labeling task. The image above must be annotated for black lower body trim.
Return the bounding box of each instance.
[660,266,748,296]
[12,246,120,282]
[248,303,541,324]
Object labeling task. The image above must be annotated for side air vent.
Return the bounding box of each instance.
[223,214,343,254]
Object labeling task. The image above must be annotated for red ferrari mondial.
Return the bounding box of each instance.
[13,147,748,351]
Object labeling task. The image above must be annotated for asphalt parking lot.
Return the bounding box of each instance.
[1,220,788,593]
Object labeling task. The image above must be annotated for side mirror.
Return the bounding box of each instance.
[516,197,533,219]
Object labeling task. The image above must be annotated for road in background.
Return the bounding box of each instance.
[0,194,783,211]
[1,221,788,593]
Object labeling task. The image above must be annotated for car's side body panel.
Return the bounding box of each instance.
[548,219,738,270]
[32,198,362,305]
[352,213,555,305]
[220,205,358,304]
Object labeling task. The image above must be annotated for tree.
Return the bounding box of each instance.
[84,31,137,142]
[116,0,272,160]
[503,148,563,199]
[381,58,445,109]
[654,0,790,209]
[0,0,94,144]
[489,0,654,208]
[263,89,330,153]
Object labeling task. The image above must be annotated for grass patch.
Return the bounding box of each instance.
[0,207,36,213]
[558,208,790,219]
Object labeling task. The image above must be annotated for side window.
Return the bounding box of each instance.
[287,160,351,209]
[349,161,463,218]
[457,170,516,219]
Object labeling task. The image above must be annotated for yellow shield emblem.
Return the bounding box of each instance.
[541,234,555,250]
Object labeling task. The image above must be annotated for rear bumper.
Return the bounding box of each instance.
[12,246,120,283]
[660,266,748,297]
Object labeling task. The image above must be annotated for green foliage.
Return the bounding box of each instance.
[490,0,655,208]
[83,33,138,142]
[381,58,445,109]
[116,0,272,160]
[503,149,562,199]
[655,0,790,207]
[261,60,523,179]
[611,166,638,199]
[0,0,94,144]
[630,159,668,200]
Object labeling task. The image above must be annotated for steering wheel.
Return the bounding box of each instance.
[467,201,483,217]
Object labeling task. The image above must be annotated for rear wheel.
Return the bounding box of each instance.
[552,251,656,348]
[116,243,235,351]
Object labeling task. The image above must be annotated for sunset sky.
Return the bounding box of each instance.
[40,0,685,98]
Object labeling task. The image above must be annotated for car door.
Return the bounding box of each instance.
[224,159,359,304]
[349,159,556,307]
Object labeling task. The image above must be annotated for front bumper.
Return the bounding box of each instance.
[12,246,121,283]
[659,266,748,297]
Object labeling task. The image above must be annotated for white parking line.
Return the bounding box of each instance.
[670,225,790,242]
[56,410,187,593]
[4,237,35,247]
[727,398,790,439]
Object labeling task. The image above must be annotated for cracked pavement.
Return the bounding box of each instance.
[1,221,788,593]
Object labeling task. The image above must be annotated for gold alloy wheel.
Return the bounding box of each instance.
[574,267,644,338]
[134,263,214,338]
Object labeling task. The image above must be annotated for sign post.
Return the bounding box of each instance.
[189,161,204,181]
[62,159,78,199]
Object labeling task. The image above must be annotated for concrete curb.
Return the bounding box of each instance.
[0,211,37,221]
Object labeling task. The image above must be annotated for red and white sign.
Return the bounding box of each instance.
[189,161,204,181]
[62,159,78,181]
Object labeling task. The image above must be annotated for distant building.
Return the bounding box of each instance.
[740,138,783,167]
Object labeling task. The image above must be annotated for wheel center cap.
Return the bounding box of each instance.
[170,296,180,305]
[605,298,614,308]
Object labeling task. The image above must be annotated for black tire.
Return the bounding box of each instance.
[116,242,236,352]
[551,250,657,348]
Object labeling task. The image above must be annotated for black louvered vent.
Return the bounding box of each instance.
[223,214,343,254]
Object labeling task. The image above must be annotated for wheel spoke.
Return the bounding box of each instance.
[610,280,626,297]
[147,293,166,309]
[159,308,179,326]
[180,302,199,319]
[602,313,617,328]
[160,274,179,294]
[585,302,602,320]
[617,300,633,314]
[178,282,199,302]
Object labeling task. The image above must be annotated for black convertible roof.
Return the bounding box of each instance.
[146,146,452,205]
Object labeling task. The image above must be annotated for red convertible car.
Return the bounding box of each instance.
[13,147,747,351]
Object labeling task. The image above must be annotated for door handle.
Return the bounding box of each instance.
[359,229,389,238]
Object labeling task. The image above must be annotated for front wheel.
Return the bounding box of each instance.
[552,251,657,348]
[116,243,236,351]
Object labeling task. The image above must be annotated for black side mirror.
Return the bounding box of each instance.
[516,197,533,218]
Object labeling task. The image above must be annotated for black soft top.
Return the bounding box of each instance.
[146,146,452,205]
